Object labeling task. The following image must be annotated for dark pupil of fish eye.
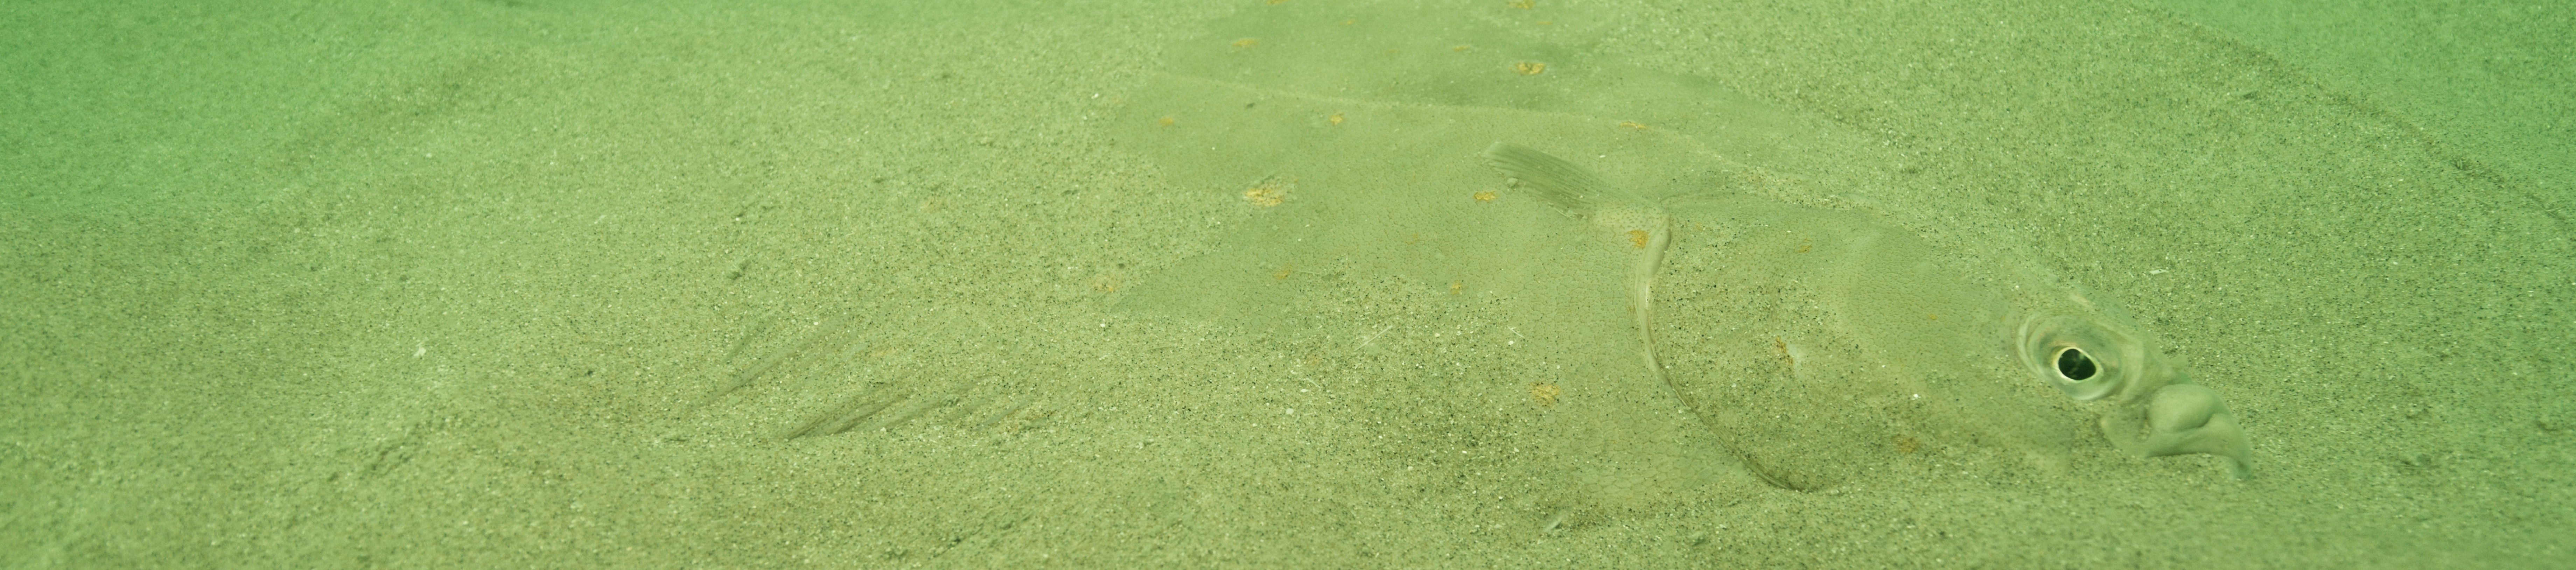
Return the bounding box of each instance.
[2056,348,2098,381]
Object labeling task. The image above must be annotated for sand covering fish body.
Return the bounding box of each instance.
[1109,0,2249,489]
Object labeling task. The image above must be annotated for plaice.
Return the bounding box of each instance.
[1110,0,2249,492]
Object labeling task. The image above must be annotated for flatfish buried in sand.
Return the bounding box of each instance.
[1110,0,2250,491]
[1478,143,2252,490]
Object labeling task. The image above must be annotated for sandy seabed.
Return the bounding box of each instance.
[4,0,2568,567]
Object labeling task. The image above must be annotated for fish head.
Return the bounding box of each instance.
[2014,287,2253,479]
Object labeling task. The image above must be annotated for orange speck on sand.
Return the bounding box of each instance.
[1512,61,1546,75]
[1529,382,1561,407]
[1244,188,1284,207]
[1242,176,1291,207]
[1473,190,1497,202]
[1628,229,1650,248]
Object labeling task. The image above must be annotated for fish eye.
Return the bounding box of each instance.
[2054,347,2097,381]
[2019,314,2132,400]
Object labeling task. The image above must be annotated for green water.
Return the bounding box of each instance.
[4,0,2567,567]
